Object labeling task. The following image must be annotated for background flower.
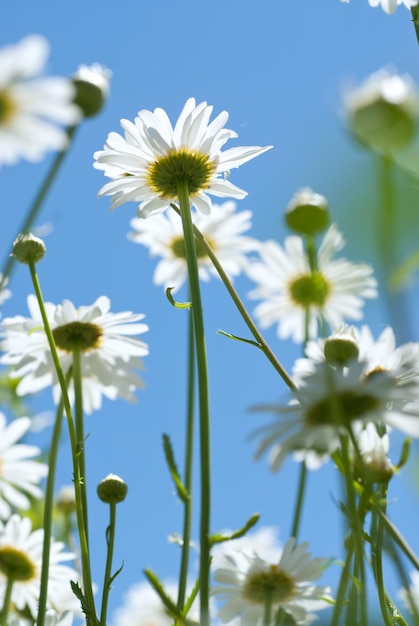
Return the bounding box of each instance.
[0,35,80,165]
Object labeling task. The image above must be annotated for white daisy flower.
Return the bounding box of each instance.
[246,225,377,344]
[253,360,419,472]
[94,97,272,218]
[0,514,78,618]
[212,537,331,625]
[0,295,149,414]
[398,570,419,616]
[113,580,199,626]
[0,412,47,519]
[212,526,283,573]
[0,35,81,166]
[341,0,418,13]
[353,422,393,483]
[129,200,259,292]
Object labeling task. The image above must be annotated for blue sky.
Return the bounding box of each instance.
[2,0,419,621]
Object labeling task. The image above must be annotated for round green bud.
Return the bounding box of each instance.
[345,69,419,154]
[72,64,111,118]
[323,326,359,366]
[13,233,46,265]
[97,473,128,504]
[284,188,330,235]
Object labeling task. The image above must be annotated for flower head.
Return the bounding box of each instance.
[246,225,377,344]
[253,360,419,472]
[94,97,272,218]
[129,200,259,291]
[72,63,111,118]
[0,514,78,617]
[341,0,418,13]
[0,413,47,519]
[212,536,331,625]
[344,68,419,153]
[0,35,80,165]
[0,295,149,414]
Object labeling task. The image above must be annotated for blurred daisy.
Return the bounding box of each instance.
[0,35,80,166]
[113,580,199,626]
[253,360,419,472]
[246,225,377,344]
[0,412,47,519]
[0,514,77,618]
[94,97,272,217]
[341,0,418,13]
[212,526,283,573]
[0,295,149,414]
[129,200,259,291]
[212,537,331,625]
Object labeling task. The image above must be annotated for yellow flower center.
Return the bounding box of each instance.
[52,321,103,353]
[146,148,216,199]
[170,235,213,260]
[289,272,330,308]
[306,390,381,428]
[0,546,36,582]
[243,564,296,605]
[0,90,16,124]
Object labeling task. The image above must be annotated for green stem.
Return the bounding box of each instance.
[170,204,295,392]
[1,125,78,289]
[290,462,307,541]
[387,540,419,625]
[263,590,273,626]
[370,483,394,626]
[175,182,211,626]
[411,7,419,47]
[71,346,97,624]
[330,539,354,626]
[177,305,195,612]
[27,261,97,625]
[376,508,419,570]
[0,578,14,626]
[37,393,67,626]
[100,502,117,626]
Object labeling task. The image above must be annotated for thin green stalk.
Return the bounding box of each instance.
[1,125,78,289]
[71,346,97,624]
[387,540,419,625]
[100,502,117,626]
[370,483,393,626]
[177,306,195,612]
[263,590,273,626]
[411,7,419,46]
[376,508,419,571]
[72,346,90,540]
[170,204,295,393]
[330,540,354,626]
[340,435,367,626]
[37,393,67,626]
[290,462,307,541]
[175,181,211,626]
[0,578,14,626]
[27,261,97,625]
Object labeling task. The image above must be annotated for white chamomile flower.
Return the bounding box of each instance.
[0,295,149,414]
[246,225,377,344]
[0,412,47,519]
[212,537,331,626]
[94,97,272,218]
[113,580,199,626]
[0,35,80,166]
[253,360,419,472]
[341,0,418,13]
[129,200,259,291]
[0,515,78,617]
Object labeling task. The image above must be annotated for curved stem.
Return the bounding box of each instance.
[1,125,78,289]
[177,306,195,612]
[170,204,295,392]
[290,462,307,541]
[175,183,211,626]
[0,578,14,626]
[100,502,117,626]
[37,393,67,626]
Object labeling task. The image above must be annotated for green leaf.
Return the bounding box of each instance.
[217,329,261,349]
[210,513,260,545]
[162,434,189,502]
[166,287,191,309]
[143,569,183,620]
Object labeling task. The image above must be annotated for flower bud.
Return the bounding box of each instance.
[284,188,330,235]
[97,473,128,504]
[345,69,419,154]
[13,233,46,265]
[56,485,76,515]
[324,327,359,366]
[72,64,111,118]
